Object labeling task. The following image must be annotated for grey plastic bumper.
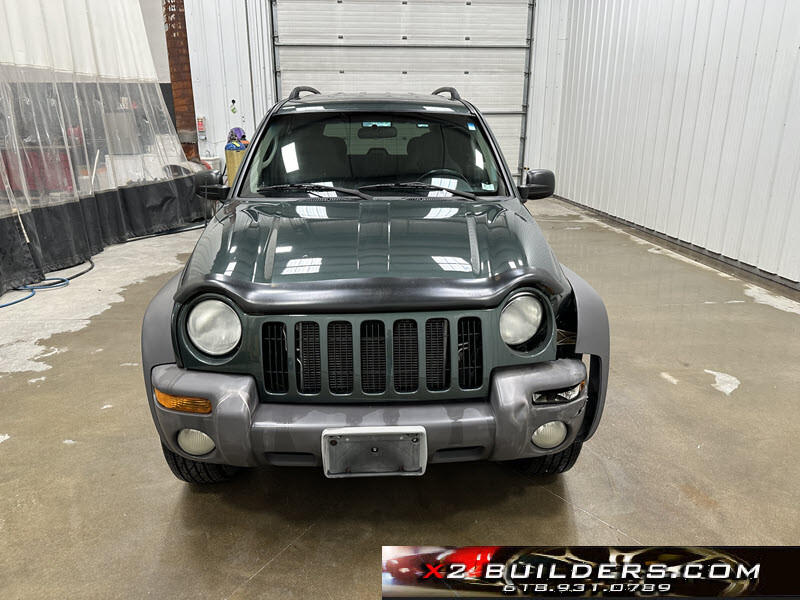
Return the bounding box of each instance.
[150,358,588,468]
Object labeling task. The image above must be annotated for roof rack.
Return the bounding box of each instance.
[288,86,321,100]
[431,87,462,101]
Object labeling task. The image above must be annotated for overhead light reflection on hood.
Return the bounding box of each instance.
[432,256,471,272]
[424,207,458,219]
[282,257,321,275]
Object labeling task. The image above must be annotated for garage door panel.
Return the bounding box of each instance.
[278,46,525,73]
[274,0,530,176]
[280,71,524,114]
[278,47,525,112]
[483,114,523,172]
[276,0,528,46]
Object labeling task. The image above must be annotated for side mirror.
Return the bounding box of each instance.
[518,169,555,200]
[194,169,229,201]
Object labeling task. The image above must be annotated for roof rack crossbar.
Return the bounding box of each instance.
[288,86,321,100]
[431,87,462,101]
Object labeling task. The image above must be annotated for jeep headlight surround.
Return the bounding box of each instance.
[499,293,545,348]
[186,298,242,356]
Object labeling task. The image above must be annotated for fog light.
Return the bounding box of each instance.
[177,429,215,456]
[531,421,567,449]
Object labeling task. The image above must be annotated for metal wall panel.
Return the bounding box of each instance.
[274,0,531,175]
[524,0,568,172]
[246,0,278,119]
[532,0,800,283]
[185,0,275,161]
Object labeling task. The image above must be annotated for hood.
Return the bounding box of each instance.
[177,198,570,312]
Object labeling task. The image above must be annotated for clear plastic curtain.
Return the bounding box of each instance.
[0,0,200,295]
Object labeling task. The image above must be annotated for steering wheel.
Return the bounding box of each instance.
[417,168,471,187]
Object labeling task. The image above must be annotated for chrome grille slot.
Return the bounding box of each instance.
[295,321,321,394]
[360,320,386,393]
[328,321,354,394]
[393,319,419,393]
[425,318,450,391]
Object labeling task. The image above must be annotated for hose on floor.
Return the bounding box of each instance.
[0,221,205,309]
[0,276,70,309]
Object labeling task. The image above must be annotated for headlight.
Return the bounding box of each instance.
[533,380,585,403]
[186,299,242,355]
[499,294,544,347]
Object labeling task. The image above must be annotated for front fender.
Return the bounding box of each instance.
[561,266,610,441]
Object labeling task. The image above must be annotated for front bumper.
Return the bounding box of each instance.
[149,358,589,468]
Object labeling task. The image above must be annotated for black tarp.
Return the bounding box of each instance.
[0,176,201,295]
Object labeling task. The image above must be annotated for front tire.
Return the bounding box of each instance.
[161,443,240,483]
[507,441,583,475]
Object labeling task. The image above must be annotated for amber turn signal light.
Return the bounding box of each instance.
[154,389,212,414]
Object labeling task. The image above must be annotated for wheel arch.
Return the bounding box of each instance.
[561,265,610,441]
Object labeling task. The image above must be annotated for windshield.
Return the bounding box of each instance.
[240,111,508,197]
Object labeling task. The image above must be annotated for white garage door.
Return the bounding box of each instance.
[272,0,532,176]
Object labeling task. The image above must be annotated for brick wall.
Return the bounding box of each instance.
[163,0,198,160]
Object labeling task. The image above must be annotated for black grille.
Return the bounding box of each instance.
[263,322,289,393]
[328,321,354,394]
[295,322,321,394]
[457,317,482,389]
[425,318,450,391]
[360,320,386,393]
[393,319,419,392]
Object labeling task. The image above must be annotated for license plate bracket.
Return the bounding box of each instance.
[321,426,427,478]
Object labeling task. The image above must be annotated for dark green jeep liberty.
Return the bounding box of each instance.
[142,87,609,483]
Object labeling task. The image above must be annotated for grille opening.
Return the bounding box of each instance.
[328,321,354,394]
[360,320,386,393]
[295,322,321,394]
[457,317,483,390]
[263,322,289,393]
[425,318,450,391]
[393,319,419,392]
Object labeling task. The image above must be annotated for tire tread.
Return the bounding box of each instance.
[511,442,583,475]
[161,443,238,483]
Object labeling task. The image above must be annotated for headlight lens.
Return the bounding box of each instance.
[186,299,242,355]
[560,380,584,401]
[499,294,544,347]
[533,380,585,403]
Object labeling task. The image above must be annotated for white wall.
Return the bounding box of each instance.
[184,0,276,161]
[525,0,568,173]
[528,0,800,284]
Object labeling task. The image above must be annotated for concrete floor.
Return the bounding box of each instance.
[1,198,799,599]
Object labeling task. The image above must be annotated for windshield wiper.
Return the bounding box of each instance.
[358,182,477,200]
[256,183,373,201]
